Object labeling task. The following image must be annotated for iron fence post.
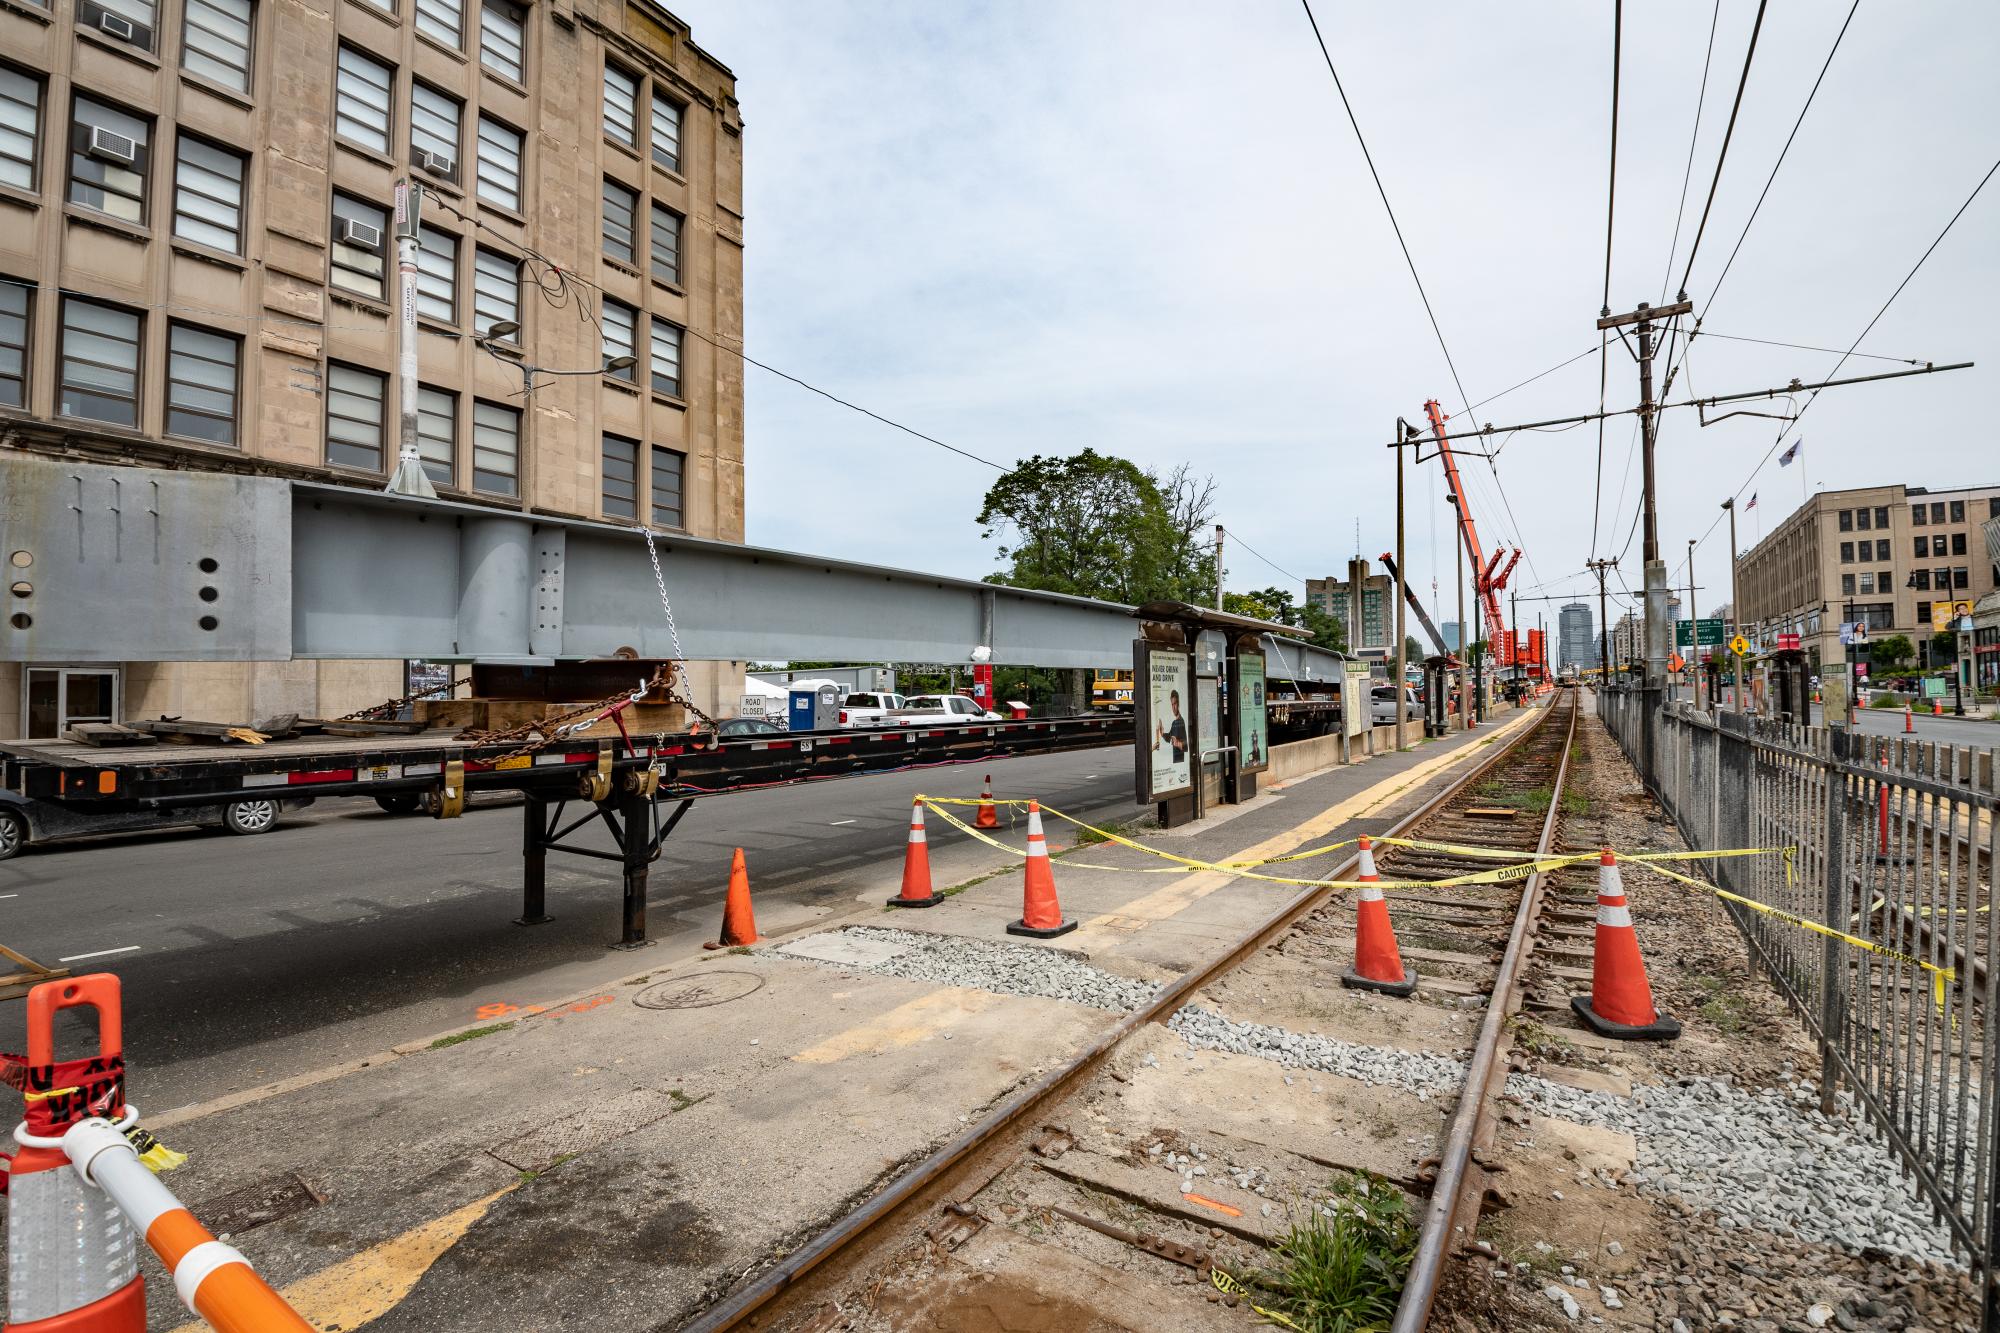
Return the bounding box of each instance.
[1820,729,1849,1116]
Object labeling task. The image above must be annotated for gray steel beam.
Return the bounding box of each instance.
[2,458,1146,668]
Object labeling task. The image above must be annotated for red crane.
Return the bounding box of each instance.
[1423,400,1520,666]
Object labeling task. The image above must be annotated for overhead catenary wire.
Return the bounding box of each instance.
[1676,0,1770,298]
[1590,0,1627,562]
[1658,0,1723,302]
[1223,528,1309,588]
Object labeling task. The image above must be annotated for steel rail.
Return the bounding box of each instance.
[682,695,1571,1333]
[1391,690,1579,1332]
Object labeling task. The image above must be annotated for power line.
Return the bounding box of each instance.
[1683,328,1921,365]
[1465,344,1599,414]
[1225,528,1308,587]
[1590,0,1628,561]
[1677,0,1770,298]
[1659,0,1723,301]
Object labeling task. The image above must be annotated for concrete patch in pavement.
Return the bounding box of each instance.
[485,1086,681,1173]
[775,931,913,967]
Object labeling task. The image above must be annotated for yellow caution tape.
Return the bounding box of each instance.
[1629,859,1956,1010]
[20,1085,80,1102]
[1209,1269,1304,1329]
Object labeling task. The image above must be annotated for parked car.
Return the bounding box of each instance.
[1370,685,1420,725]
[883,695,1003,725]
[718,716,786,738]
[836,692,906,728]
[0,790,312,861]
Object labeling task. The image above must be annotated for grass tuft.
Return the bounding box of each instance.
[1232,1172,1418,1332]
[429,1021,513,1050]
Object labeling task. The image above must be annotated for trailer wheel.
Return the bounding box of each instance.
[222,797,280,836]
[0,808,27,861]
[373,794,422,816]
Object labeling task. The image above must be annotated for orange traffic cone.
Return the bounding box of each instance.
[1006,802,1075,939]
[887,798,939,908]
[1905,705,1915,733]
[705,848,760,947]
[1934,698,1943,717]
[1570,849,1680,1040]
[975,773,1001,830]
[1339,836,1416,997]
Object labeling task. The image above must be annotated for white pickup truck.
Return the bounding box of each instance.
[882,695,1003,726]
[836,692,906,728]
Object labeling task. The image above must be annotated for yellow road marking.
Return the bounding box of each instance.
[791,986,1003,1063]
[1067,710,1537,949]
[168,1185,517,1333]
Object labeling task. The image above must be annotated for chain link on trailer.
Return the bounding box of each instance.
[336,675,472,722]
[640,525,718,737]
[457,667,674,760]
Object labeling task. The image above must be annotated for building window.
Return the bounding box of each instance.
[1855,508,1871,531]
[79,0,156,52]
[414,223,457,322]
[601,178,636,263]
[601,433,638,518]
[1837,509,1852,532]
[478,1,524,82]
[472,398,517,494]
[1949,500,1965,523]
[0,280,28,409]
[1874,506,1889,528]
[69,96,150,224]
[1917,600,1931,624]
[172,134,245,253]
[0,66,37,191]
[1912,537,1927,559]
[59,298,141,427]
[325,363,386,471]
[330,193,389,300]
[334,46,393,155]
[472,247,518,339]
[164,323,238,445]
[649,319,681,397]
[475,114,522,210]
[1911,504,1927,526]
[415,0,460,50]
[410,83,460,182]
[1990,497,2000,519]
[602,64,638,146]
[650,445,683,529]
[650,203,681,284]
[1841,573,1855,597]
[1931,502,1945,523]
[600,299,636,380]
[181,0,252,92]
[1878,569,1891,593]
[1937,567,1952,592]
[1954,567,1970,590]
[1840,541,1853,563]
[416,384,454,485]
[1913,571,1930,591]
[650,91,681,172]
[1875,539,1890,561]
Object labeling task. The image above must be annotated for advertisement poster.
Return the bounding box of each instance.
[1197,677,1220,764]
[1235,650,1268,773]
[1140,645,1192,800]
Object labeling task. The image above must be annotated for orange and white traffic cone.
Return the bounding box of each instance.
[1934,698,1943,717]
[705,848,760,947]
[887,798,939,908]
[1006,802,1075,939]
[1904,705,1914,733]
[975,774,1000,830]
[1570,849,1680,1040]
[1339,836,1416,997]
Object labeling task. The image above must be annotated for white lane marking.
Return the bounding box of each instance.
[830,819,857,826]
[0,893,17,899]
[58,945,142,963]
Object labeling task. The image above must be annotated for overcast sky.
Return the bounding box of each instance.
[670,1,1997,636]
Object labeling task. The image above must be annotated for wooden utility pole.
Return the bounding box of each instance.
[1587,558,1618,683]
[1393,419,1410,748]
[1597,299,1692,696]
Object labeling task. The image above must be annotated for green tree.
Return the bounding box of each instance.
[1405,635,1425,662]
[1929,629,1958,668]
[977,450,1216,605]
[1870,634,1915,674]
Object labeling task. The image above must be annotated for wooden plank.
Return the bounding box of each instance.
[129,718,270,745]
[63,723,157,747]
[1464,807,1519,819]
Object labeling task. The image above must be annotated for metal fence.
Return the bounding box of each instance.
[1599,687,1998,1328]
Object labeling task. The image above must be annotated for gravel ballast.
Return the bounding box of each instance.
[770,926,1161,1012]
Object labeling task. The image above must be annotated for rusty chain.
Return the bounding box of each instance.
[337,675,472,722]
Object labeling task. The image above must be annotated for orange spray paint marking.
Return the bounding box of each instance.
[1182,1193,1243,1217]
[475,1002,521,1020]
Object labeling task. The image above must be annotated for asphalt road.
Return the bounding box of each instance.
[1806,705,1997,746]
[0,747,1135,1111]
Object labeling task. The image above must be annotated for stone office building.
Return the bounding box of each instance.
[0,0,745,737]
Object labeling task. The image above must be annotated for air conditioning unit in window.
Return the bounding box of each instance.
[340,218,383,249]
[87,125,139,164]
[414,148,457,179]
[96,10,136,39]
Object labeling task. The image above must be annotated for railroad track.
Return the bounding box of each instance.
[683,690,1585,1333]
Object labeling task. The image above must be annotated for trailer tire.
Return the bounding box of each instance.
[222,797,280,836]
[373,794,422,816]
[0,808,27,861]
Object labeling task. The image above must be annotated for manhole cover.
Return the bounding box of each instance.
[634,970,766,1010]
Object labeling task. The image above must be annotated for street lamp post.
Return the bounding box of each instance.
[1722,497,1743,714]
[478,322,637,393]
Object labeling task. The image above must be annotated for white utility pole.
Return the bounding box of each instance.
[386,178,438,499]
[1214,524,1226,611]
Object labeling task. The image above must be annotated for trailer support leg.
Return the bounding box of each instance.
[516,793,553,926]
[610,787,653,950]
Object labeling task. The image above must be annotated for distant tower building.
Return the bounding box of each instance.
[1558,602,1594,671]
[1306,561,1396,659]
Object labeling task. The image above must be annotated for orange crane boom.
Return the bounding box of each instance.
[1423,400,1518,665]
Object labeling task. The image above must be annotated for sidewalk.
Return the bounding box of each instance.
[113,708,1539,1332]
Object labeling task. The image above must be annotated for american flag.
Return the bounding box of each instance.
[1746,493,1758,510]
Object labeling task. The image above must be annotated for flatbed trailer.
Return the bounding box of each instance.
[0,714,1128,947]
